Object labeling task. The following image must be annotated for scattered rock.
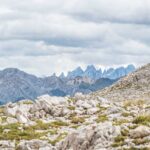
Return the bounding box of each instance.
[0,141,15,150]
[6,117,18,124]
[17,140,55,150]
[130,126,150,139]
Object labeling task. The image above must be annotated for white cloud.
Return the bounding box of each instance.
[0,0,149,75]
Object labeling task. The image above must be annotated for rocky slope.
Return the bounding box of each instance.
[95,63,150,101]
[0,93,150,150]
[0,64,149,150]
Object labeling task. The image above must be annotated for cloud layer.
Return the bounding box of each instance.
[0,0,150,75]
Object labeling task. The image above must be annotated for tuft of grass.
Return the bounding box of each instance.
[132,115,150,126]
[133,138,150,145]
[121,129,129,136]
[96,104,107,112]
[114,135,126,143]
[0,107,4,114]
[71,117,85,124]
[26,120,50,130]
[67,98,76,104]
[124,147,150,150]
[123,100,145,109]
[70,125,80,129]
[25,120,68,131]
[22,101,33,105]
[113,119,129,126]
[96,114,108,123]
[0,123,47,141]
[67,106,75,110]
[112,134,126,147]
[111,141,124,147]
[49,132,68,146]
[122,112,133,117]
[128,124,138,130]
[49,121,69,128]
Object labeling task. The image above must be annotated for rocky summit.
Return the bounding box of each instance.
[0,64,149,150]
[96,63,150,101]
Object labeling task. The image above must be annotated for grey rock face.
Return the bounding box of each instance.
[0,141,15,150]
[66,65,135,80]
[59,122,120,150]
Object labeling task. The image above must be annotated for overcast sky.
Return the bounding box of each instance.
[0,0,150,76]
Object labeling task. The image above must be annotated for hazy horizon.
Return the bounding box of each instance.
[0,63,137,77]
[0,0,150,76]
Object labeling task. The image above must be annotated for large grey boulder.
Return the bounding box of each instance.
[59,122,120,150]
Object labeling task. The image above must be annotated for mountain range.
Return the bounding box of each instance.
[0,64,135,104]
[62,64,135,80]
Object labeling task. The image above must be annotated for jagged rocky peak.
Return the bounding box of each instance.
[66,64,136,80]
[85,65,97,71]
[67,66,84,79]
[59,72,65,79]
[83,65,97,79]
[127,64,136,70]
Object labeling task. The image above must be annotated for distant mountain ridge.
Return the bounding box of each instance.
[62,64,135,80]
[0,64,135,104]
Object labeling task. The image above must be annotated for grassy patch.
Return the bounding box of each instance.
[0,107,4,114]
[49,132,68,146]
[132,115,150,126]
[67,98,76,104]
[22,101,33,105]
[122,112,133,117]
[124,147,150,150]
[112,128,130,148]
[112,141,124,147]
[49,121,69,128]
[114,135,126,142]
[123,100,145,109]
[112,134,126,147]
[70,125,80,129]
[28,120,69,130]
[96,104,107,112]
[133,138,150,145]
[121,129,129,136]
[113,119,129,126]
[67,106,75,110]
[0,123,47,141]
[71,117,85,124]
[96,114,108,123]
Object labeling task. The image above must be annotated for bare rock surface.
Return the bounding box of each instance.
[0,64,150,150]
